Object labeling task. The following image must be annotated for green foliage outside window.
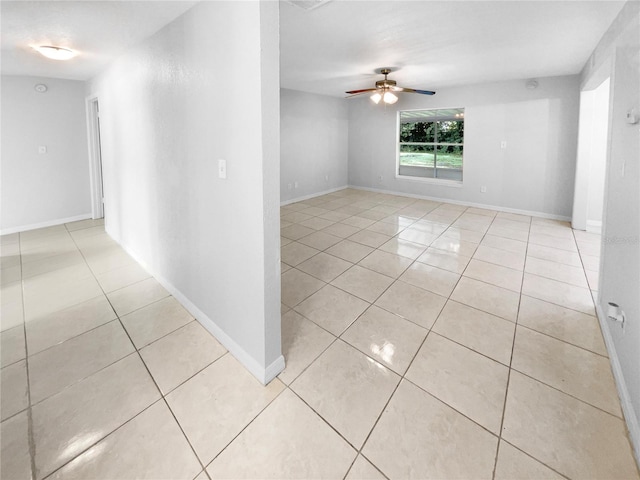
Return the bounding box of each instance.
[398,110,464,171]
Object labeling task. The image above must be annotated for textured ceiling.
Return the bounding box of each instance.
[280,0,626,96]
[0,1,197,80]
[1,0,626,91]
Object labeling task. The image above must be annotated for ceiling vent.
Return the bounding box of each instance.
[284,0,332,11]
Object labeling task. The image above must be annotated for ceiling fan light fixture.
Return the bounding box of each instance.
[346,68,435,102]
[383,91,398,104]
[33,45,77,61]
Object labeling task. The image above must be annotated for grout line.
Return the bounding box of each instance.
[351,452,391,480]
[284,381,372,460]
[16,232,39,480]
[515,321,609,358]
[202,385,290,471]
[498,438,571,480]
[282,204,513,478]
[40,396,162,480]
[491,213,531,480]
[69,231,213,477]
[21,225,207,479]
[284,197,580,479]
[508,366,625,419]
[26,319,130,409]
[426,329,510,367]
[12,286,198,367]
[5,191,614,480]
[74,232,215,476]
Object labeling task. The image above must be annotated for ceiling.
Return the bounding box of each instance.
[280,0,625,96]
[0,1,197,81]
[1,0,625,93]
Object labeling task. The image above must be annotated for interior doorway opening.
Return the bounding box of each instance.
[572,77,610,233]
[86,96,105,220]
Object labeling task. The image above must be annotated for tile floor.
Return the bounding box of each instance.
[1,189,639,479]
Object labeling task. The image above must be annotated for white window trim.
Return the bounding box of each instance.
[394,173,464,188]
[395,107,465,186]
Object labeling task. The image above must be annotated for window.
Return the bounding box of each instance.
[398,108,464,182]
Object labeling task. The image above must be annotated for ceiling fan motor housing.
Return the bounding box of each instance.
[375,79,397,89]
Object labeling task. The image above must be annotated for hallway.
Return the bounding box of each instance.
[1,188,638,479]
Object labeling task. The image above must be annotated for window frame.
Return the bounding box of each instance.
[395,107,465,187]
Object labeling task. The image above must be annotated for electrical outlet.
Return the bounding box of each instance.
[377,175,383,183]
[218,159,227,179]
[287,183,292,190]
[500,141,507,149]
[324,174,329,182]
[480,186,487,193]
[38,146,47,154]
[294,181,299,189]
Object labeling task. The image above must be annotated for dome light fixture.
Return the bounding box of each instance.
[33,45,77,61]
[526,79,539,90]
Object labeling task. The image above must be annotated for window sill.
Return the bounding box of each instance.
[395,174,463,188]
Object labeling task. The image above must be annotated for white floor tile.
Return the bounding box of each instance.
[207,390,356,479]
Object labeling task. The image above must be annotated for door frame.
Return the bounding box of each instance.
[86,95,104,219]
[572,76,611,233]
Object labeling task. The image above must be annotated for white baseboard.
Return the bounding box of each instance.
[587,220,603,234]
[0,213,93,236]
[347,185,572,222]
[112,235,285,385]
[595,303,640,466]
[280,185,348,206]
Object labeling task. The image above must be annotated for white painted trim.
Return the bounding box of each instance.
[0,214,92,235]
[264,355,286,384]
[395,107,465,187]
[280,185,348,206]
[85,94,104,220]
[393,173,464,188]
[113,236,284,385]
[595,303,640,465]
[586,220,603,234]
[348,185,572,222]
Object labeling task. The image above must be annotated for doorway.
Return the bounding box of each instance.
[572,77,610,233]
[87,96,105,219]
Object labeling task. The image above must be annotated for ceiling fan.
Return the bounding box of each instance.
[345,68,436,104]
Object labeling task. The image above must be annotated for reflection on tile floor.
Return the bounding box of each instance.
[1,189,638,479]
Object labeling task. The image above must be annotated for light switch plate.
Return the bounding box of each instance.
[218,159,227,179]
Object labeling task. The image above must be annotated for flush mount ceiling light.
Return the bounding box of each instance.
[284,0,332,10]
[33,45,77,61]
[526,79,539,90]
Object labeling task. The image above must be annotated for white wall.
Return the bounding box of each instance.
[584,0,640,463]
[88,1,283,383]
[280,88,348,203]
[348,75,580,219]
[0,76,91,233]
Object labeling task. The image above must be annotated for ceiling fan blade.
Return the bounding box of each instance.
[392,86,436,95]
[413,89,436,95]
[345,91,375,99]
[345,88,377,95]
